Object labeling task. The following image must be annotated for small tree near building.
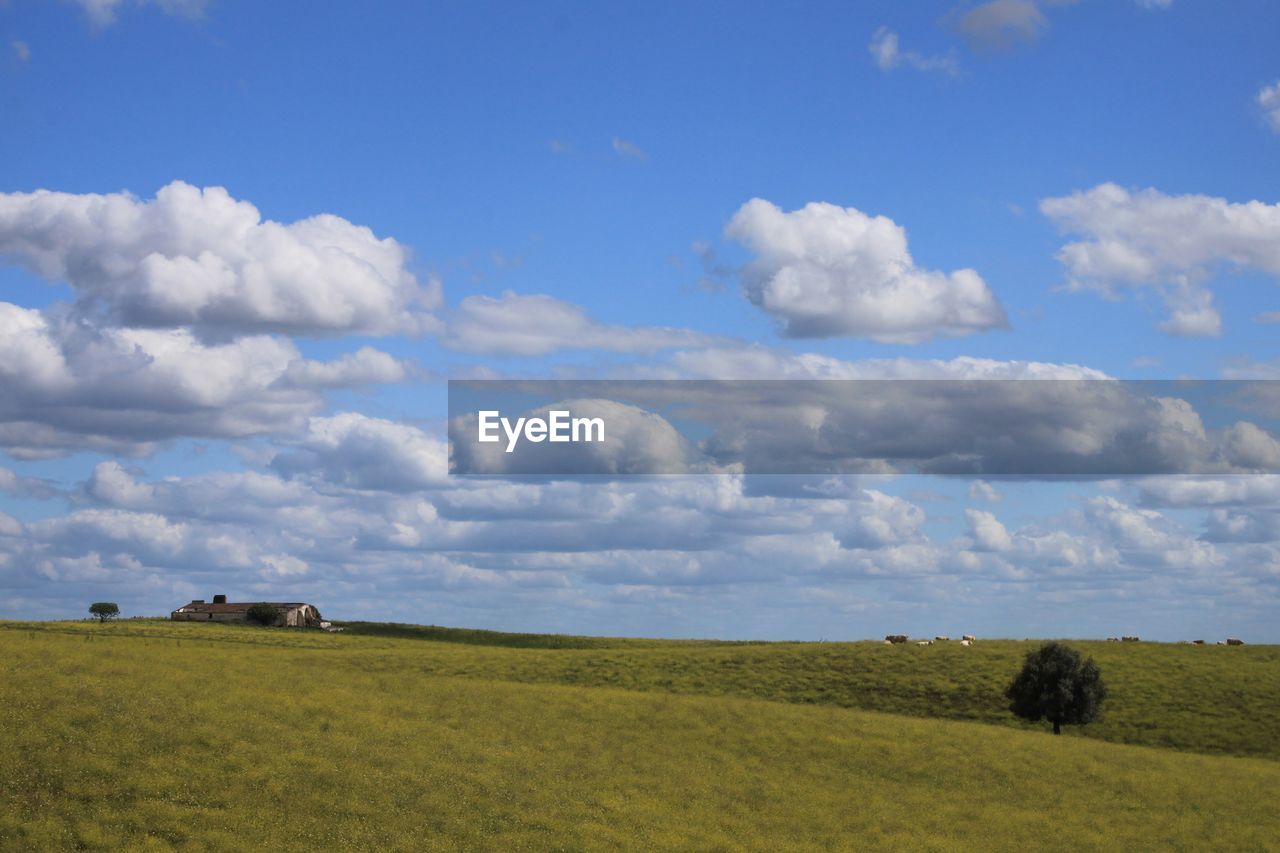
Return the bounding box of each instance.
[1006,641,1107,735]
[88,602,120,622]
[245,603,278,626]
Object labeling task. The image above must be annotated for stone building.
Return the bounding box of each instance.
[170,594,323,628]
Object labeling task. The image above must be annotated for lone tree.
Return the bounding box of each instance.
[88,602,120,622]
[1006,642,1107,735]
[245,603,278,626]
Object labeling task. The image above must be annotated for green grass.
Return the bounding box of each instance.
[2,620,1278,850]
[337,622,1280,759]
[24,618,1275,759]
[332,620,713,648]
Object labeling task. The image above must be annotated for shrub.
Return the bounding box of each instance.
[88,602,120,623]
[245,603,279,626]
[1006,642,1106,735]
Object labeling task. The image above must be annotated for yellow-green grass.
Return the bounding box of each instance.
[1,623,1278,851]
[338,622,1280,759]
[12,619,1277,760]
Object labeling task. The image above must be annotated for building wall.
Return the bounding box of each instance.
[171,605,319,627]
[172,611,251,623]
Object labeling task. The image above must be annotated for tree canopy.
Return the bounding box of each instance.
[245,603,279,626]
[88,602,120,622]
[1006,642,1107,735]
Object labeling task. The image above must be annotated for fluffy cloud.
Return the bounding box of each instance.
[966,509,1014,551]
[86,461,336,523]
[0,302,408,457]
[868,28,959,75]
[3,451,1276,638]
[1080,496,1222,569]
[1204,508,1280,543]
[726,199,1007,343]
[279,347,414,389]
[0,181,440,338]
[1041,183,1280,336]
[1133,476,1280,508]
[271,413,450,492]
[969,480,1003,502]
[963,495,1221,575]
[443,291,716,356]
[841,491,925,548]
[0,467,58,500]
[0,510,23,538]
[26,508,252,570]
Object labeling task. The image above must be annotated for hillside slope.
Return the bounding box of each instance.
[10,620,1275,759]
[1,622,1278,850]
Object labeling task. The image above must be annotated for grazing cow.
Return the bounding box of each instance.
[1106,637,1120,642]
[1122,636,1140,642]
[960,639,972,647]
[1216,641,1226,645]
[935,636,950,641]
[1193,640,1205,645]
[1226,638,1244,646]
[962,634,976,642]
[916,640,932,646]
[885,634,908,644]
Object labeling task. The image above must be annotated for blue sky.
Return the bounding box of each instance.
[1,0,1279,640]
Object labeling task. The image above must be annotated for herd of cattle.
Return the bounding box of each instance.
[883,635,1246,646]
[884,634,978,646]
[1105,637,1246,645]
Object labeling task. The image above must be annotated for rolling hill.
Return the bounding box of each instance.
[1,620,1276,849]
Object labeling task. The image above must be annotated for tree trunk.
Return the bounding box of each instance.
[1053,720,1061,735]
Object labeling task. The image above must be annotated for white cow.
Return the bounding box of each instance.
[960,639,972,647]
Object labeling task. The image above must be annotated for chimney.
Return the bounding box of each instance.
[192,599,204,605]
[213,594,227,604]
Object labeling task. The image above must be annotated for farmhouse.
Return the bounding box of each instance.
[170,594,323,628]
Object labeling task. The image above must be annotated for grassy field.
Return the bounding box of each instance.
[1,620,1278,850]
[19,618,1270,757]
[334,621,1280,760]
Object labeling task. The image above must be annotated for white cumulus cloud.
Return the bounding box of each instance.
[271,412,450,492]
[966,509,1014,551]
[1041,183,1280,337]
[0,181,441,338]
[0,302,411,457]
[725,198,1007,343]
